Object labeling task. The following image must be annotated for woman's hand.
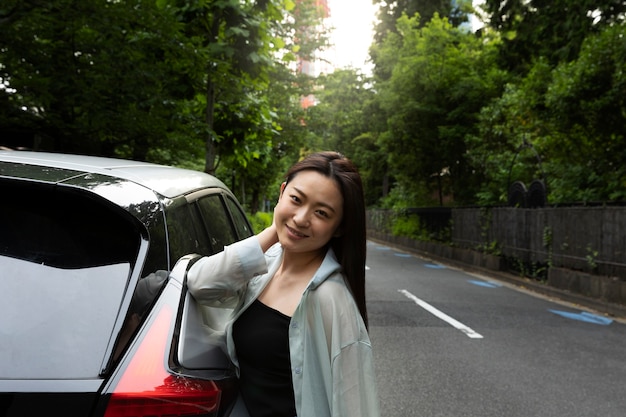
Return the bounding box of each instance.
[258,221,278,252]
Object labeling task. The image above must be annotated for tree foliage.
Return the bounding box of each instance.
[302,68,386,205]
[166,0,292,173]
[467,20,626,205]
[544,23,626,202]
[2,0,626,210]
[372,13,506,206]
[483,0,626,73]
[0,0,188,160]
[373,0,470,42]
[0,0,324,167]
[357,0,626,207]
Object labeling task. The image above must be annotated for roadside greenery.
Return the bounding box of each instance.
[1,0,625,210]
[246,211,273,235]
[390,215,427,241]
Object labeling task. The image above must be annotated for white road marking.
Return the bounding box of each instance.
[398,289,484,339]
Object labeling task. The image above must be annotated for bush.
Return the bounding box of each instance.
[391,214,428,241]
[247,211,273,234]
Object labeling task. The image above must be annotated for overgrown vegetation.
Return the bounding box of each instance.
[246,211,273,235]
[391,215,427,241]
[2,0,625,211]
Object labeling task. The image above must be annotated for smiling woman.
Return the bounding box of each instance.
[187,151,380,417]
[273,170,343,261]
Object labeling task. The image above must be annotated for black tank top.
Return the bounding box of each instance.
[232,299,297,417]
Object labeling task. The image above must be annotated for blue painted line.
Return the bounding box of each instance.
[549,309,613,325]
[394,253,412,258]
[376,246,391,250]
[468,279,502,288]
[424,263,446,269]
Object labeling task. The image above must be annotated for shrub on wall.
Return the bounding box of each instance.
[391,214,429,241]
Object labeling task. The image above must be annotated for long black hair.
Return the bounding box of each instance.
[285,151,369,328]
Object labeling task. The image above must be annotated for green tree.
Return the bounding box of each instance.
[371,0,473,82]
[305,69,370,152]
[165,0,293,174]
[373,0,471,42]
[0,0,188,160]
[375,13,505,206]
[470,22,626,205]
[544,23,626,202]
[0,0,328,179]
[467,59,553,205]
[302,68,386,205]
[219,61,309,213]
[483,0,626,73]
[192,0,331,212]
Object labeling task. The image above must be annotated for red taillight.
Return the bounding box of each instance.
[105,304,221,417]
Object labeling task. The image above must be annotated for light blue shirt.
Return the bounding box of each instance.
[187,235,380,417]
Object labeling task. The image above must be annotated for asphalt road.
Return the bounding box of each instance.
[366,241,626,417]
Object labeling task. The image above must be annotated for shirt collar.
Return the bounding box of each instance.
[307,247,342,289]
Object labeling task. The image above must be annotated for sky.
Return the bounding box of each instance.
[325,0,378,73]
[323,1,486,74]
[322,1,484,74]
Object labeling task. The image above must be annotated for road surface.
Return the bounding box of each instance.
[366,241,626,417]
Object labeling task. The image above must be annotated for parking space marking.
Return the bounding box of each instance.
[468,279,502,288]
[398,289,483,339]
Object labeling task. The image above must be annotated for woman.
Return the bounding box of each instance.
[187,151,380,417]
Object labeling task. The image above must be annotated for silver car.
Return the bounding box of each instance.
[0,151,252,417]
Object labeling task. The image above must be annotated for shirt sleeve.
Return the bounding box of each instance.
[186,235,268,308]
[313,276,381,417]
[331,340,381,417]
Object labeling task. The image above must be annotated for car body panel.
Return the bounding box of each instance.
[0,150,229,198]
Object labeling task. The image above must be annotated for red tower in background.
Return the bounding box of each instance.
[295,0,330,108]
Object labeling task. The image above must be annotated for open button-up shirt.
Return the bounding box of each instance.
[187,235,380,417]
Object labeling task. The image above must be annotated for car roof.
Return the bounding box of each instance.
[0,150,229,199]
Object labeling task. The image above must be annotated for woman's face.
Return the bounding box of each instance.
[274,170,344,255]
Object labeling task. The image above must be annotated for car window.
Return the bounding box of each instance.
[0,181,140,268]
[166,199,212,261]
[225,195,254,238]
[0,256,130,379]
[196,194,237,253]
[0,181,143,378]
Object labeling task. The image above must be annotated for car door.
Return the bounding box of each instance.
[174,189,253,416]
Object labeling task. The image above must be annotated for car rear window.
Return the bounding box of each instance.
[0,256,130,379]
[0,180,142,378]
[0,181,140,268]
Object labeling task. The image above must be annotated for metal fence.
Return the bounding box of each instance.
[367,207,626,280]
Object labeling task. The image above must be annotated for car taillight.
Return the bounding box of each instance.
[104,304,221,417]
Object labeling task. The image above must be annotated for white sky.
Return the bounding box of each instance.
[325,0,378,74]
[324,0,483,73]
[322,1,484,74]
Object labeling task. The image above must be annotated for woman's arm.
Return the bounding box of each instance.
[257,223,278,252]
[187,224,277,307]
